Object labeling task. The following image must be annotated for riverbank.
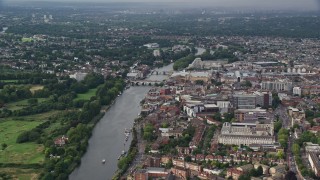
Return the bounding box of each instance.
[112,126,138,180]
[70,64,173,180]
[69,87,151,180]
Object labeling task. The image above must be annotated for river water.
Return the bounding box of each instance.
[69,63,173,180]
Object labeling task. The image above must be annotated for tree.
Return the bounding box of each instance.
[292,143,300,156]
[293,124,299,129]
[28,131,40,141]
[16,131,30,143]
[27,98,38,105]
[250,168,258,177]
[272,93,281,109]
[277,150,285,159]
[238,174,251,180]
[274,121,282,133]
[143,124,155,141]
[1,143,7,150]
[195,80,204,85]
[256,166,263,176]
[165,159,173,169]
[185,156,192,162]
[285,171,297,180]
[241,80,252,87]
[145,144,151,153]
[214,112,222,121]
[83,73,104,89]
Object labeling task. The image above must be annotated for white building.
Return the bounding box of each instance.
[183,103,205,117]
[218,122,275,146]
[293,87,302,96]
[261,80,293,92]
[217,101,231,108]
[308,152,320,177]
[187,58,227,70]
[143,43,159,49]
[305,142,320,153]
[69,72,88,82]
[153,50,161,57]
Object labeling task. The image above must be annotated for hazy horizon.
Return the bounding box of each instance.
[2,0,320,11]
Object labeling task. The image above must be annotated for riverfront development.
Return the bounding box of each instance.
[1,1,320,180]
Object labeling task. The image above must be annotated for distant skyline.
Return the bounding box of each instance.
[3,0,320,11]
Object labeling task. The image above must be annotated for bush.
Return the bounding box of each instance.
[16,131,30,143]
[28,131,40,141]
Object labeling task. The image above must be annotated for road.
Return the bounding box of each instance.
[274,105,301,179]
[274,104,291,129]
[124,125,146,176]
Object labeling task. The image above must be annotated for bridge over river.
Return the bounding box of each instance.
[130,80,163,86]
[149,70,173,76]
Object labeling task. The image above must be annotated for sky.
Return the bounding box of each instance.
[2,0,320,11]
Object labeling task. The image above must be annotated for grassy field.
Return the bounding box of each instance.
[9,110,59,122]
[0,120,44,164]
[0,111,59,165]
[30,85,44,94]
[0,168,41,180]
[0,80,19,83]
[21,37,33,42]
[74,88,98,100]
[3,98,47,111]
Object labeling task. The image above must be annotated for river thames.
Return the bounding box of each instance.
[70,63,173,179]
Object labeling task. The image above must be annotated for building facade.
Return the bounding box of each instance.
[218,122,275,146]
[233,94,257,109]
[261,80,293,92]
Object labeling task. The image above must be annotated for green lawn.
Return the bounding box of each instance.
[21,37,33,42]
[3,98,48,111]
[9,110,59,122]
[0,168,41,180]
[30,85,44,94]
[0,120,44,164]
[0,80,19,83]
[0,111,59,164]
[75,88,98,100]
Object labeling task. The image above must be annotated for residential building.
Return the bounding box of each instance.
[232,94,257,109]
[234,108,270,122]
[261,80,293,92]
[218,122,275,146]
[135,169,148,180]
[69,72,88,82]
[293,87,302,96]
[253,91,272,107]
[308,152,320,177]
[305,142,320,153]
[226,168,243,180]
[171,166,189,179]
[187,58,227,70]
[269,165,286,175]
[236,164,253,173]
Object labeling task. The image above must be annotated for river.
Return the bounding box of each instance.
[69,63,173,180]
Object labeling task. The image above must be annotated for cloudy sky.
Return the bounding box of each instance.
[3,0,320,11]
